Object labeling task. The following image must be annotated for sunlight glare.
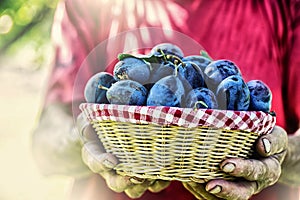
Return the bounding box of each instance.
[0,14,13,34]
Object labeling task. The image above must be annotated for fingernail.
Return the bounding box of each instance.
[190,177,205,183]
[103,160,115,169]
[130,177,145,184]
[222,162,235,173]
[208,185,222,194]
[262,138,271,154]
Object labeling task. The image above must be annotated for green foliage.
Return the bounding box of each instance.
[0,0,59,67]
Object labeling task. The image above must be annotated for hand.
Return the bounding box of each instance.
[77,114,170,198]
[183,126,288,200]
[32,103,91,177]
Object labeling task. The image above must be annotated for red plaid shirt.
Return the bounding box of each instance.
[46,0,300,199]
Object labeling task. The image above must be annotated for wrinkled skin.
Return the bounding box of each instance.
[78,115,170,199]
[33,103,299,200]
[77,113,296,200]
[182,126,288,200]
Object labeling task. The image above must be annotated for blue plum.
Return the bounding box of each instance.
[146,75,185,107]
[113,57,151,84]
[106,80,148,105]
[247,80,272,112]
[182,55,211,72]
[203,59,241,91]
[185,87,218,109]
[216,75,250,111]
[178,61,205,91]
[150,43,184,59]
[148,61,176,84]
[84,72,116,103]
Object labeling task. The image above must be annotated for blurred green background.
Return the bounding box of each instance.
[0,0,72,199]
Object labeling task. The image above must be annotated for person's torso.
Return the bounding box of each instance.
[65,0,298,199]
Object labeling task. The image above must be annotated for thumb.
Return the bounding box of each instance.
[256,126,288,158]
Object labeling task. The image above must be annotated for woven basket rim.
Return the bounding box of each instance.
[80,103,276,136]
[80,102,275,113]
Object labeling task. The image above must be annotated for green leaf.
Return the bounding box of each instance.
[200,50,213,61]
[117,53,162,63]
[117,53,135,60]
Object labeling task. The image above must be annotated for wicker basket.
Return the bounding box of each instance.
[80,103,276,182]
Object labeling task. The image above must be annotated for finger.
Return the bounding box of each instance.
[125,180,155,199]
[220,156,281,184]
[76,112,90,136]
[256,126,288,157]
[182,182,207,200]
[101,170,133,193]
[148,180,171,193]
[76,113,98,142]
[206,179,256,200]
[182,182,219,200]
[81,141,118,173]
[83,125,99,141]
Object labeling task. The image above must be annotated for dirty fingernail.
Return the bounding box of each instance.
[103,160,115,169]
[222,162,235,173]
[208,185,222,194]
[262,138,271,154]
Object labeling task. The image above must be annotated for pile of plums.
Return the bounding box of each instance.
[84,43,272,112]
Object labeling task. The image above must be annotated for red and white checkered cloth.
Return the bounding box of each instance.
[80,103,276,136]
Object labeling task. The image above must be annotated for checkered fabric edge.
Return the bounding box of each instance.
[79,103,276,136]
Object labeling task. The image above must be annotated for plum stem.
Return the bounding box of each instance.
[194,101,209,109]
[166,54,183,65]
[158,48,168,62]
[98,85,109,90]
[174,60,179,77]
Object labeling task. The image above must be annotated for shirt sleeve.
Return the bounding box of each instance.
[44,0,95,106]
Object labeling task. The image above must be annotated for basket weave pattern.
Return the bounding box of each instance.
[80,103,276,181]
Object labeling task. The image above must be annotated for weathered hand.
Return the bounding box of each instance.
[183,126,288,200]
[77,114,170,198]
